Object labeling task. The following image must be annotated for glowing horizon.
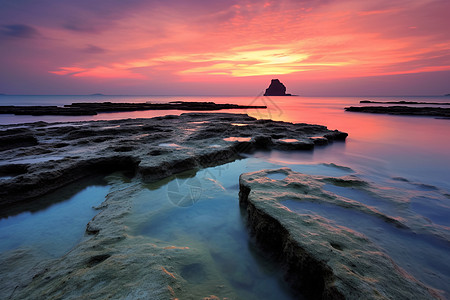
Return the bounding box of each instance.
[1,0,449,95]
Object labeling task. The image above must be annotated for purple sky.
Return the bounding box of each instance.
[1,0,450,96]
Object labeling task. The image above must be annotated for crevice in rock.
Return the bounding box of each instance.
[239,182,345,300]
[86,254,111,267]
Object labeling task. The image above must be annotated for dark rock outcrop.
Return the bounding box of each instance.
[0,128,38,151]
[0,101,266,116]
[264,79,292,96]
[360,100,450,105]
[345,106,450,118]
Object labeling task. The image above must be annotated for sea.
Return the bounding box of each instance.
[1,95,449,298]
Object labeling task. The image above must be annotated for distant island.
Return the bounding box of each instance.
[264,79,292,96]
[90,93,105,96]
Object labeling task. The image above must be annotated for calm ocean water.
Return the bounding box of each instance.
[1,95,449,297]
[1,94,449,189]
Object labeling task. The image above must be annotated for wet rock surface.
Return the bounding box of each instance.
[239,168,444,299]
[345,106,450,118]
[0,128,38,151]
[0,113,346,214]
[0,101,266,116]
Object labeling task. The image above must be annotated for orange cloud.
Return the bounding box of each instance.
[44,0,450,83]
[49,67,85,75]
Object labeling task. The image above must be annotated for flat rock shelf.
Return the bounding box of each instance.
[0,101,267,116]
[359,100,450,105]
[0,113,347,211]
[239,168,441,299]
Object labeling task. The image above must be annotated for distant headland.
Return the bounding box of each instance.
[264,79,293,96]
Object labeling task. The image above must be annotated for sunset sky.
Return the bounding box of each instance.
[1,0,449,96]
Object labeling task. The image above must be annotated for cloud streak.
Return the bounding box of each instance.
[0,24,40,39]
[82,44,107,54]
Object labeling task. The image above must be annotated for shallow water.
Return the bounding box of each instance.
[120,146,450,297]
[127,159,299,299]
[0,176,111,257]
[123,156,386,299]
[2,152,448,297]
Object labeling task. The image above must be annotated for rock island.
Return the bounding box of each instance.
[264,79,292,96]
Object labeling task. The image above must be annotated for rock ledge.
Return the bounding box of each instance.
[239,168,439,299]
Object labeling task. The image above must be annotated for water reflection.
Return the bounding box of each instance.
[0,176,111,257]
[242,96,450,190]
[129,159,300,300]
[223,137,252,142]
[126,150,450,297]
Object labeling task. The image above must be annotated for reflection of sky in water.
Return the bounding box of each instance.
[130,158,359,299]
[278,138,298,143]
[223,136,252,142]
[131,153,449,298]
[0,182,110,257]
[132,159,299,299]
[266,172,287,180]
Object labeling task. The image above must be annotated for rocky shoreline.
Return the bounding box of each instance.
[0,113,349,299]
[1,112,447,299]
[0,101,266,116]
[345,106,450,118]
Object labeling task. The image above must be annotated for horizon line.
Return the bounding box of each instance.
[0,93,448,98]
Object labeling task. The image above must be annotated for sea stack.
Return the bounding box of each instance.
[264,79,292,96]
